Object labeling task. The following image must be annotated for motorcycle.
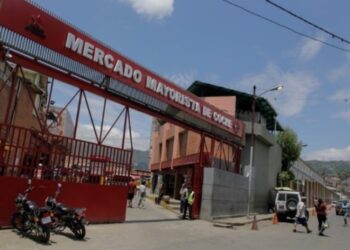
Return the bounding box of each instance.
[11,179,52,243]
[45,183,87,239]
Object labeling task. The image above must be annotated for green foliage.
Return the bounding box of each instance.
[276,127,302,171]
[277,170,295,187]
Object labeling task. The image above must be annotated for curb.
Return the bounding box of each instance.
[213,215,274,227]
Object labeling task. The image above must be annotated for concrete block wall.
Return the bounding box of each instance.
[200,167,250,219]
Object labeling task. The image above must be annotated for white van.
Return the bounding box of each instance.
[275,191,301,221]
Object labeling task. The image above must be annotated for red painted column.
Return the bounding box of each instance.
[191,164,203,219]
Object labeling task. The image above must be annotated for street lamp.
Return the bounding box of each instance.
[247,84,283,217]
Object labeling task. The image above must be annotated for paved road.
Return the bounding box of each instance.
[0,199,349,250]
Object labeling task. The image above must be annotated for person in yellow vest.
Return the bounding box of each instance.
[182,186,195,220]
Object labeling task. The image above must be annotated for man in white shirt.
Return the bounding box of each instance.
[293,197,312,233]
[137,181,147,208]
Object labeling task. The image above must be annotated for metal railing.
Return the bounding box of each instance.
[0,124,132,185]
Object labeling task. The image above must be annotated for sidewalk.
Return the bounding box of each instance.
[146,192,274,227]
[212,214,274,228]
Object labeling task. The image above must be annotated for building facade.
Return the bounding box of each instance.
[46,106,74,137]
[150,81,283,219]
[0,61,48,130]
[291,159,341,206]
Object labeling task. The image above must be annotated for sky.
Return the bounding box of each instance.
[29,0,350,161]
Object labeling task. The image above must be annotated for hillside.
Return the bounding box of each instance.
[305,160,350,178]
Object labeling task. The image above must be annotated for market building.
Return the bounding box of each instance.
[150,81,283,219]
[0,0,245,226]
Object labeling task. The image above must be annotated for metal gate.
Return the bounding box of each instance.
[0,124,132,184]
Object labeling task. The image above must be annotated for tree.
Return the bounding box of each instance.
[276,127,302,187]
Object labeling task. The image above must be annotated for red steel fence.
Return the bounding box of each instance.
[0,124,132,185]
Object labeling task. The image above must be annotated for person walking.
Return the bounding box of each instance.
[156,184,165,205]
[127,179,136,208]
[182,186,195,220]
[179,183,188,213]
[314,198,328,236]
[137,180,147,208]
[341,201,350,226]
[293,196,312,233]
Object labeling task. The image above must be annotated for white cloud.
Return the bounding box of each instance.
[168,71,196,89]
[76,124,150,150]
[328,88,350,122]
[331,111,350,122]
[328,54,350,82]
[304,145,350,161]
[119,0,174,20]
[238,64,320,117]
[299,33,327,61]
[329,88,350,102]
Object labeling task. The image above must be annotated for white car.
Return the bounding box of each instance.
[275,191,301,221]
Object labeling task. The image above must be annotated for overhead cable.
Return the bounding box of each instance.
[220,0,350,53]
[266,0,350,45]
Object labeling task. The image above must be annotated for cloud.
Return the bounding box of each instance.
[329,88,350,102]
[304,145,350,161]
[168,71,196,89]
[298,33,327,61]
[238,64,320,117]
[331,111,350,122]
[52,81,152,150]
[76,124,151,150]
[328,54,350,82]
[119,0,174,20]
[328,88,350,122]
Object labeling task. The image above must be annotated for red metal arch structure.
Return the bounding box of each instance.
[0,0,245,226]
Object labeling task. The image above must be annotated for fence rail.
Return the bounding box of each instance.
[0,124,132,185]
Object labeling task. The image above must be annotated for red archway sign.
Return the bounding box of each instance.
[0,0,245,226]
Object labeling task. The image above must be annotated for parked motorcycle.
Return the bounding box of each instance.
[45,183,86,239]
[11,179,52,243]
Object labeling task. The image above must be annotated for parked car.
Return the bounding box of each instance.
[335,200,350,215]
[275,190,302,221]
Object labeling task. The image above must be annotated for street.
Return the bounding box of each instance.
[0,199,348,250]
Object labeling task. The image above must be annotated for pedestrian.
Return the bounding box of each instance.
[127,179,136,208]
[293,196,312,233]
[182,186,195,220]
[137,180,147,208]
[314,198,328,236]
[341,201,350,226]
[156,184,165,205]
[179,183,188,213]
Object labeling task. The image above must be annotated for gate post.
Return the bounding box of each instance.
[191,133,205,219]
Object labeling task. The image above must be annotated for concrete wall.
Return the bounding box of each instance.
[200,167,250,219]
[241,122,282,214]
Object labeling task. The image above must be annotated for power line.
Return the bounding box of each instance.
[220,0,350,53]
[266,0,350,45]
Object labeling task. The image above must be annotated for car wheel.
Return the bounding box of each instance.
[286,198,298,212]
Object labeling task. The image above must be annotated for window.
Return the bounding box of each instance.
[277,193,285,201]
[166,137,174,161]
[179,132,187,157]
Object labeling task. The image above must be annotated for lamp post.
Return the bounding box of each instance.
[247,84,283,217]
